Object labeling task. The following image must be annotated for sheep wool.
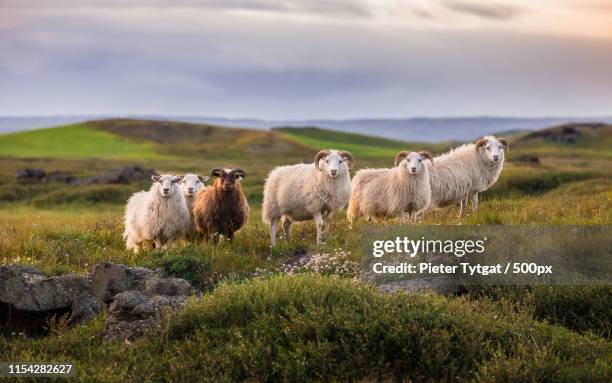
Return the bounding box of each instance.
[262,149,354,246]
[123,174,191,253]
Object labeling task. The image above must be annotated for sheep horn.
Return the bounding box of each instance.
[475,138,488,152]
[338,150,355,169]
[418,151,433,164]
[314,150,331,170]
[394,151,410,166]
[210,168,224,178]
[498,138,509,151]
[150,175,161,183]
[232,168,246,180]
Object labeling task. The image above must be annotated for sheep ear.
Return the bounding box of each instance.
[394,151,410,166]
[498,138,509,151]
[210,168,223,178]
[418,151,433,164]
[338,150,355,169]
[314,150,331,170]
[151,175,161,183]
[475,138,488,152]
[198,175,210,183]
[232,169,246,180]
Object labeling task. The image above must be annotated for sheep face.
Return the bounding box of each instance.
[315,150,354,178]
[404,152,427,175]
[395,151,433,175]
[151,175,182,198]
[476,136,507,164]
[211,168,245,192]
[181,173,209,198]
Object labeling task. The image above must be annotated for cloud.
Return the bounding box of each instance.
[441,0,526,20]
[0,0,372,18]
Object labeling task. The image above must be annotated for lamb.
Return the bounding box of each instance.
[262,149,354,246]
[123,174,191,253]
[427,135,507,217]
[192,168,249,243]
[179,173,209,239]
[347,151,433,223]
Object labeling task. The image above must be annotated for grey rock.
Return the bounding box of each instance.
[103,290,190,342]
[0,263,197,337]
[16,168,46,182]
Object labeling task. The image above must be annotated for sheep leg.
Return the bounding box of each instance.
[471,193,479,213]
[459,199,468,218]
[322,213,333,241]
[408,211,416,223]
[153,239,163,249]
[269,218,279,247]
[314,212,324,245]
[282,218,292,242]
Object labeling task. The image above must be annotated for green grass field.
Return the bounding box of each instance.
[0,119,610,381]
[0,123,164,159]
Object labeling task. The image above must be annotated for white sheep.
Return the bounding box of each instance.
[428,135,507,217]
[123,174,191,253]
[262,149,354,246]
[347,151,433,223]
[179,173,209,238]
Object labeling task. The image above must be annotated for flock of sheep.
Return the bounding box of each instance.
[123,135,507,252]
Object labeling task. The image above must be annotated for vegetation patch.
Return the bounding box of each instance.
[0,123,162,159]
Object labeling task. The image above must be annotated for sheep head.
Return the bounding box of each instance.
[181,173,209,197]
[396,151,431,175]
[475,136,506,164]
[151,174,182,198]
[211,168,245,192]
[315,149,353,178]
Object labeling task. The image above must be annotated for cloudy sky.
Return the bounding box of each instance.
[1,0,611,119]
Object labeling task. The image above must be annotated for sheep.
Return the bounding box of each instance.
[192,168,249,243]
[262,149,354,246]
[179,173,209,239]
[347,151,433,223]
[427,135,508,217]
[123,174,191,253]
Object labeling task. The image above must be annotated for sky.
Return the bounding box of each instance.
[1,0,612,119]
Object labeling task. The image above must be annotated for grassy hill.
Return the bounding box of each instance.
[0,119,610,381]
[0,123,163,159]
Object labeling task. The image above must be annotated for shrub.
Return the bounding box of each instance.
[465,285,612,339]
[151,245,216,291]
[164,275,610,382]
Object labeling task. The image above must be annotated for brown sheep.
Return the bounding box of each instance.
[193,168,249,243]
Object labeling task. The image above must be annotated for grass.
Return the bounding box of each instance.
[0,123,164,159]
[0,119,611,381]
[1,275,610,382]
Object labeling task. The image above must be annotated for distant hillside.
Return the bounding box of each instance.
[517,123,612,148]
[3,115,612,142]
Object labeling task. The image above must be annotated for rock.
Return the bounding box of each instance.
[16,168,46,182]
[45,171,76,184]
[0,263,197,339]
[103,290,190,342]
[512,154,540,164]
[81,166,157,185]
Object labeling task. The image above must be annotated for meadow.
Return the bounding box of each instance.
[0,119,610,381]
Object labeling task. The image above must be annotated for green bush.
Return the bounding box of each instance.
[465,285,612,339]
[165,275,610,382]
[151,245,216,291]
